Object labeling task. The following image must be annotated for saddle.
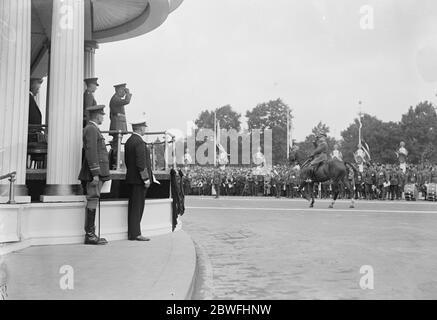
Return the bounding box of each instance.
[303,157,326,182]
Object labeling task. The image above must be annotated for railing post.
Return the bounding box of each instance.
[8,172,16,204]
[172,137,177,170]
[116,131,122,171]
[164,132,168,170]
[152,144,156,172]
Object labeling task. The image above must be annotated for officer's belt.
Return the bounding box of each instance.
[111,113,126,118]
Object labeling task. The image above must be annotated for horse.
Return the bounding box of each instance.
[289,149,357,208]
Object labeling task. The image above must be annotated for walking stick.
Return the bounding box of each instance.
[98,197,101,239]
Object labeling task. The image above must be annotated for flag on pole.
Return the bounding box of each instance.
[216,120,226,154]
[215,117,228,166]
[361,140,371,160]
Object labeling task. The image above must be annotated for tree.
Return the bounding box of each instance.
[341,114,402,163]
[246,98,290,130]
[340,102,437,164]
[399,101,437,163]
[246,98,292,164]
[297,122,338,157]
[194,105,241,131]
[193,105,242,165]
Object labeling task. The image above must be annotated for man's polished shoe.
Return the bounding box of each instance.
[129,235,150,241]
[85,234,108,245]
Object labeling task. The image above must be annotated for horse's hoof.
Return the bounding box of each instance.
[349,205,354,209]
[309,204,314,208]
[328,205,333,209]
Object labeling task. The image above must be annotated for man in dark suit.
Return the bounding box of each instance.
[29,78,43,126]
[83,77,99,128]
[124,119,152,241]
[78,105,110,245]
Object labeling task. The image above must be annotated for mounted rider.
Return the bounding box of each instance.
[309,133,329,177]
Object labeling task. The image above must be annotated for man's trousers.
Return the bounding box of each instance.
[127,184,147,239]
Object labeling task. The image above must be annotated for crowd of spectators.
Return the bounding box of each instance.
[181,162,437,201]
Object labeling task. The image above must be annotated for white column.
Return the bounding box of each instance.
[0,0,31,201]
[43,0,85,199]
[84,40,98,78]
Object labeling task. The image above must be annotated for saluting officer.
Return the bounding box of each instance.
[83,77,99,128]
[124,119,153,241]
[78,105,110,245]
[109,83,132,167]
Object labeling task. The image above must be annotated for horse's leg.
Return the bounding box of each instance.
[309,183,315,208]
[299,180,309,201]
[329,182,339,208]
[345,178,355,208]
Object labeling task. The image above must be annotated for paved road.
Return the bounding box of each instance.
[183,196,437,300]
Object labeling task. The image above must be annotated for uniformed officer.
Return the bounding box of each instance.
[310,133,329,177]
[124,119,153,241]
[83,77,99,128]
[109,83,132,168]
[78,105,110,245]
[213,168,221,199]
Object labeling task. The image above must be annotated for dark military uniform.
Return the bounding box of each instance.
[389,169,399,200]
[83,78,99,128]
[78,121,110,185]
[376,166,389,200]
[78,106,110,245]
[213,170,221,198]
[364,166,375,200]
[109,91,132,132]
[109,84,132,168]
[83,90,97,127]
[310,136,329,180]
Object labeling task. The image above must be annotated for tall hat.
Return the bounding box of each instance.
[84,77,99,86]
[86,104,106,115]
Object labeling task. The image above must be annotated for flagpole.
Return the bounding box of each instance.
[290,111,293,150]
[358,101,363,147]
[287,111,290,160]
[213,112,217,167]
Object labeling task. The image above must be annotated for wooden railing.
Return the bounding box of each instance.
[100,130,177,172]
[24,126,177,173]
[0,171,17,204]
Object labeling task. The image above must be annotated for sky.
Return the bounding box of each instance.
[93,0,437,141]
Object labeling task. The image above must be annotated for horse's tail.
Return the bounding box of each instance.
[344,161,358,174]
